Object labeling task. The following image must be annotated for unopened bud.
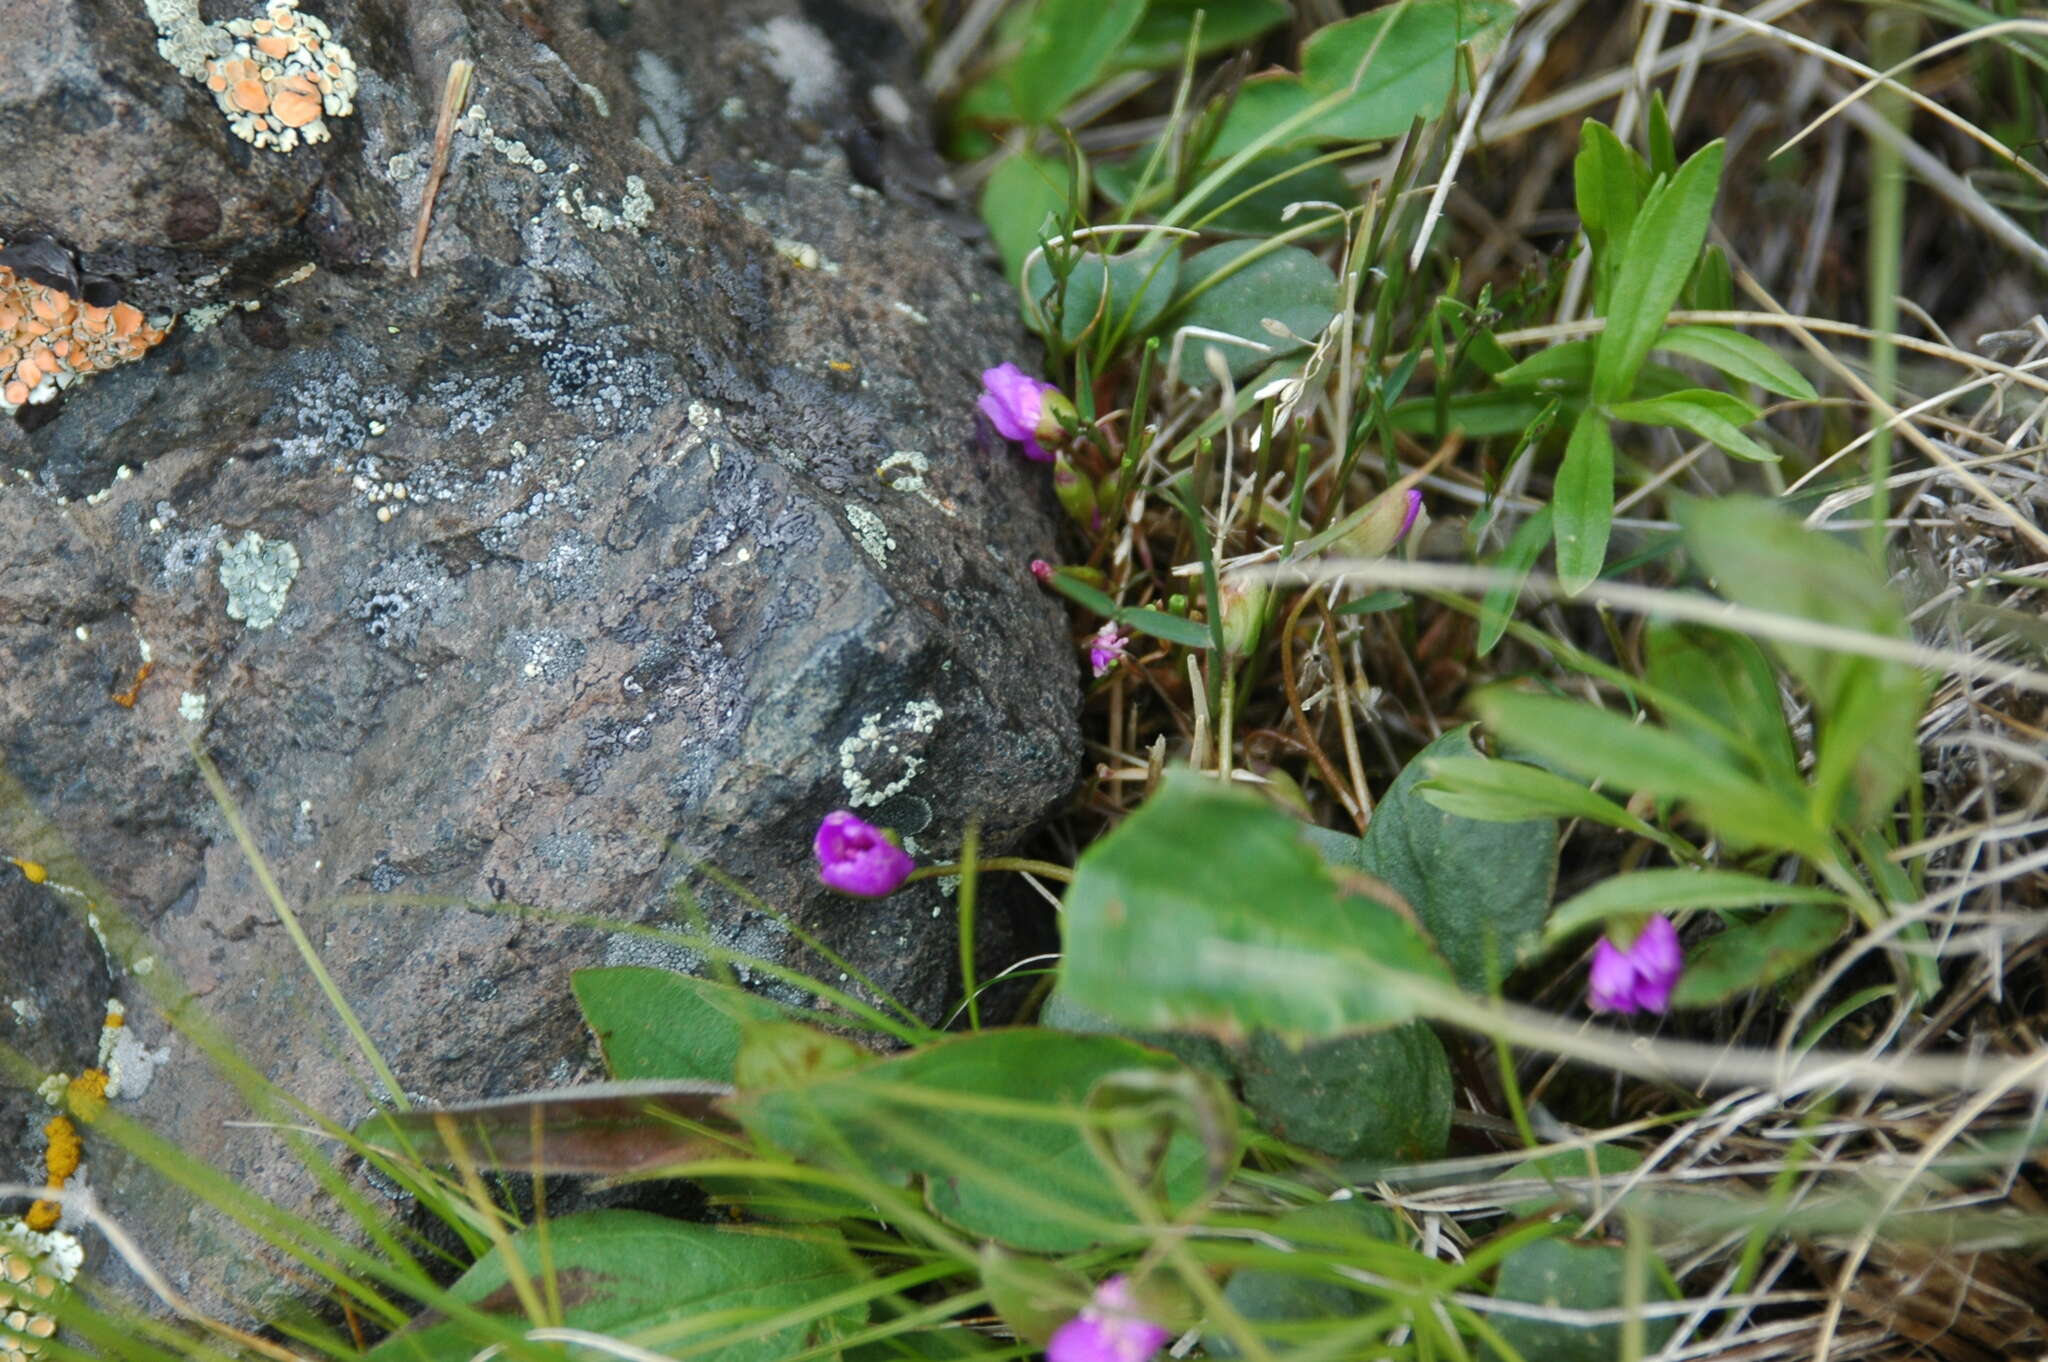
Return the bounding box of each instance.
[1036,390,1077,443]
[1053,455,1098,529]
[1336,487,1423,559]
[1218,578,1270,655]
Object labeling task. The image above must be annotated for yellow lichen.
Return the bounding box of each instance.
[64,1071,107,1123]
[5,859,45,885]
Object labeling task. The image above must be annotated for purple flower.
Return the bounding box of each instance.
[1588,915,1682,1015]
[1048,1276,1170,1362]
[1397,488,1423,544]
[980,363,1060,461]
[814,811,915,898]
[1087,623,1129,678]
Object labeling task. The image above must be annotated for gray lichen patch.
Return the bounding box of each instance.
[633,51,691,164]
[838,698,944,808]
[845,503,895,567]
[217,530,300,630]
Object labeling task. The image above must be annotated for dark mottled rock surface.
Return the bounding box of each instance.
[0,0,1078,1321]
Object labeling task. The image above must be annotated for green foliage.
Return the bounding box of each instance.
[1210,1199,1402,1355]
[1486,1234,1678,1362]
[572,966,796,1083]
[1168,242,1340,384]
[730,1029,1222,1252]
[1668,903,1847,1008]
[1060,770,1453,1039]
[1317,726,1558,992]
[1237,1023,1452,1161]
[363,1211,866,1362]
[980,151,1076,283]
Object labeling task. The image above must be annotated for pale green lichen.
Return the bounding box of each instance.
[845,503,894,566]
[837,699,944,808]
[217,531,299,630]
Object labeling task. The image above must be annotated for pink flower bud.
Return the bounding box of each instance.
[1086,623,1129,678]
[1030,559,1054,583]
[813,810,915,898]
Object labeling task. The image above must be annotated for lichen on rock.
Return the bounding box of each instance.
[143,0,359,153]
[216,531,300,630]
[0,246,170,414]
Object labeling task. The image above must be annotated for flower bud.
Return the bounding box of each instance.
[1217,578,1270,655]
[1053,455,1099,529]
[1037,389,1078,443]
[1335,487,1424,560]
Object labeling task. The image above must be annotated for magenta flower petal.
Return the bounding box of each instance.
[813,810,915,898]
[980,363,1060,461]
[1396,489,1423,544]
[1587,914,1683,1014]
[1087,624,1130,678]
[1048,1277,1170,1362]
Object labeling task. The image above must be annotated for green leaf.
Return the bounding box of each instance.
[980,152,1074,285]
[1654,325,1818,401]
[1116,0,1292,69]
[1210,1200,1400,1356]
[1609,389,1779,463]
[1668,903,1847,1008]
[1471,687,1828,857]
[1573,120,1643,273]
[1592,139,1725,403]
[1347,727,1557,992]
[731,1030,1216,1252]
[1390,389,1566,438]
[1188,149,1352,237]
[1205,0,1516,159]
[1495,1144,1643,1217]
[1061,770,1454,1039]
[1040,988,1237,1081]
[1494,339,1595,391]
[1487,1235,1677,1362]
[1552,408,1614,595]
[1643,622,1801,790]
[1420,755,1682,856]
[1238,1023,1452,1161]
[1478,506,1553,656]
[363,1210,865,1362]
[573,968,800,1082]
[1169,242,1339,385]
[1677,496,1930,827]
[1118,606,1214,649]
[1646,92,1678,177]
[1025,239,1182,347]
[1334,588,1410,616]
[1047,569,1119,616]
[1546,869,1844,942]
[1004,0,1147,125]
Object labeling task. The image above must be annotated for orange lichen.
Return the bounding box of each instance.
[64,1070,108,1123]
[112,660,153,708]
[165,1,360,154]
[21,1117,80,1233]
[0,245,169,416]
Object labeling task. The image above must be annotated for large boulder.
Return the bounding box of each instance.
[0,0,1079,1322]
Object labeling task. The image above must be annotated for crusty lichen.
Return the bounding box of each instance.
[0,245,171,414]
[145,0,360,153]
[217,530,300,630]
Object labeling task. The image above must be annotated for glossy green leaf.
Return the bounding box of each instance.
[1668,903,1847,1008]
[1116,0,1291,69]
[1060,770,1453,1039]
[1169,243,1339,385]
[1592,139,1725,404]
[1677,496,1930,827]
[573,967,795,1083]
[362,1210,865,1362]
[1470,687,1828,857]
[1552,408,1614,595]
[731,1030,1214,1252]
[1609,389,1779,463]
[1348,727,1557,992]
[1487,1235,1677,1362]
[1210,1200,1401,1356]
[1654,325,1818,401]
[1573,120,1643,293]
[1025,239,1182,346]
[1546,869,1843,942]
[1003,0,1147,125]
[1239,1023,1452,1161]
[980,152,1074,285]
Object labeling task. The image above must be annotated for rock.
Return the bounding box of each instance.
[0,0,1078,1324]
